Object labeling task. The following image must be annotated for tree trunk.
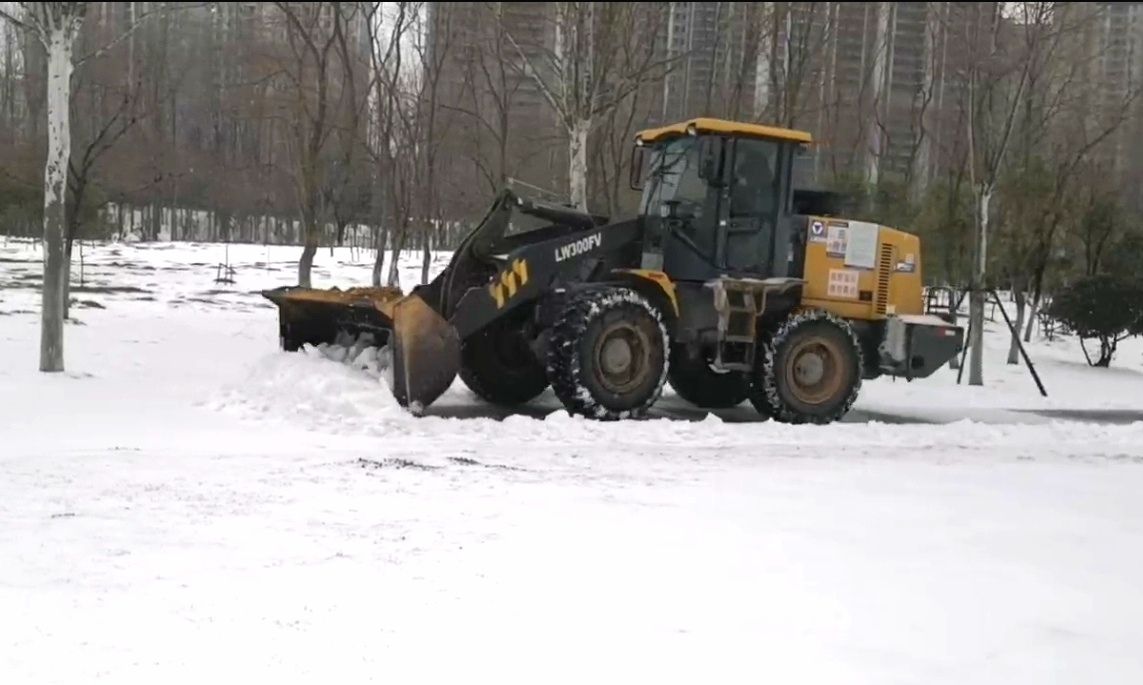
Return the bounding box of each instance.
[909,1,937,205]
[568,118,590,211]
[865,1,891,186]
[297,188,319,287]
[377,226,395,288]
[63,237,74,320]
[40,29,74,373]
[420,223,432,285]
[968,185,991,386]
[1080,337,1094,366]
[298,242,317,288]
[372,227,388,287]
[150,201,162,241]
[387,225,407,287]
[1096,338,1114,367]
[1007,289,1025,365]
[1023,288,1040,343]
[297,206,318,288]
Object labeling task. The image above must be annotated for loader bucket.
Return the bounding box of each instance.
[383,292,461,413]
[261,284,460,414]
[262,285,404,351]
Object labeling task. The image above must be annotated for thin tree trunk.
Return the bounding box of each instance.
[386,224,407,287]
[1097,338,1113,367]
[40,28,74,373]
[420,223,432,285]
[63,237,73,320]
[568,118,590,211]
[1023,288,1040,342]
[372,227,388,287]
[968,185,991,386]
[63,176,86,322]
[909,1,937,205]
[1007,288,1025,365]
[298,202,318,287]
[1079,337,1093,366]
[150,201,161,240]
[865,1,891,186]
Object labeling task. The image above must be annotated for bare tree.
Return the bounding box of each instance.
[1,2,88,372]
[363,0,416,287]
[324,6,367,248]
[453,2,528,196]
[415,0,453,285]
[762,3,832,128]
[591,5,674,217]
[505,2,676,212]
[965,3,1140,366]
[961,2,1035,386]
[907,1,944,205]
[273,1,356,288]
[63,77,145,318]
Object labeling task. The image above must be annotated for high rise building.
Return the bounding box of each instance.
[422,2,1011,209]
[753,2,995,192]
[1084,2,1143,182]
[426,2,567,215]
[656,2,761,124]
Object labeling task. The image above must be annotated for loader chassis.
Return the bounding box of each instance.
[262,117,964,423]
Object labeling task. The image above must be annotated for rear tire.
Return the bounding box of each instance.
[546,286,668,420]
[668,346,750,408]
[459,314,548,406]
[747,330,776,418]
[757,309,863,424]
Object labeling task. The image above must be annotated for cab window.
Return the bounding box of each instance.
[640,136,706,217]
[729,138,780,218]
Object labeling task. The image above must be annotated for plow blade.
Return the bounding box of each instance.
[385,292,461,412]
[261,285,460,414]
[262,285,404,350]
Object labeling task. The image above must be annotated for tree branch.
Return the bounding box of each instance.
[0,5,29,32]
[502,22,568,129]
[75,3,210,66]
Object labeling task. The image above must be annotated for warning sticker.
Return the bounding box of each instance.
[844,221,879,270]
[808,220,827,243]
[826,225,848,257]
[827,269,860,299]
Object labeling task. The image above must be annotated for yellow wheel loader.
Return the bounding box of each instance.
[262,117,964,423]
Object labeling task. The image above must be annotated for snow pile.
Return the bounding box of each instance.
[205,340,1143,470]
[207,341,407,429]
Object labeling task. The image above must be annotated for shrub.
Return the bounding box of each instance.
[1045,275,1143,367]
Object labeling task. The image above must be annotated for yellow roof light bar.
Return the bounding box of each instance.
[634,117,813,145]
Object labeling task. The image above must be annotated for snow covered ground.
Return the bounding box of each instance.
[2,237,1142,684]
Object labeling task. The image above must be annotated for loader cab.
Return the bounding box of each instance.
[632,118,811,284]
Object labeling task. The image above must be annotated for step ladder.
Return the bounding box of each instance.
[707,277,802,372]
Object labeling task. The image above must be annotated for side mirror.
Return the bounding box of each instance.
[629,144,646,191]
[697,136,723,185]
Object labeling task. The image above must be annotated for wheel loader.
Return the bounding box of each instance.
[262,117,964,423]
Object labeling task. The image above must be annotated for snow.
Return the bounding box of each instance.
[2,237,1142,684]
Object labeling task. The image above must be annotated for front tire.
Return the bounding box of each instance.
[546,286,668,420]
[757,309,863,424]
[459,314,549,406]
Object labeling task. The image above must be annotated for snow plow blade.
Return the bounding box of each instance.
[386,293,461,412]
[261,285,403,351]
[261,285,460,413]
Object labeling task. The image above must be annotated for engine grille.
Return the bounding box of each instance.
[876,243,894,315]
